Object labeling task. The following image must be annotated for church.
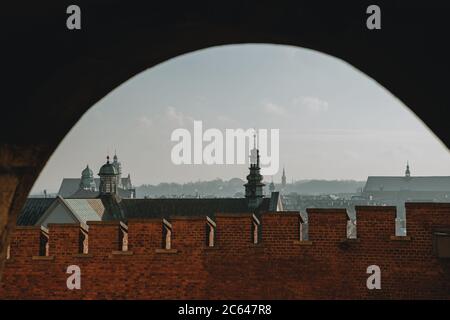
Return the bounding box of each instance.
[362,162,450,203]
[57,153,136,199]
[17,146,283,227]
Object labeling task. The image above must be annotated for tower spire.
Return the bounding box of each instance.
[281,166,287,188]
[249,131,258,165]
[405,161,411,177]
[244,134,265,211]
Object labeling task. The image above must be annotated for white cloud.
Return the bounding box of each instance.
[216,115,239,126]
[263,102,287,116]
[166,106,194,126]
[294,96,329,114]
[139,106,195,128]
[138,116,153,127]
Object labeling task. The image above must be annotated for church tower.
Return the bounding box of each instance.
[405,161,411,178]
[244,135,265,211]
[112,152,122,188]
[98,156,119,196]
[98,155,125,221]
[281,167,287,188]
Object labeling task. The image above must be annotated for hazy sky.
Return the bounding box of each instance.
[31,44,450,194]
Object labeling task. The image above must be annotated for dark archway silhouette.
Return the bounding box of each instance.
[1,1,449,277]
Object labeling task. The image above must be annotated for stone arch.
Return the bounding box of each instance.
[1,2,449,276]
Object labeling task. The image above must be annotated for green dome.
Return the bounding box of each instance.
[81,165,93,177]
[98,156,118,176]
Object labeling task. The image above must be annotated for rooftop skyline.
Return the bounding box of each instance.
[31,44,450,194]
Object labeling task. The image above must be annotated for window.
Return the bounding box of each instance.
[39,232,49,256]
[300,222,309,241]
[79,230,88,254]
[162,219,172,250]
[206,220,215,247]
[252,215,260,245]
[433,229,450,258]
[119,228,128,251]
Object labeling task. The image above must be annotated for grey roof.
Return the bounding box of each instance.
[62,198,105,223]
[67,189,99,199]
[19,193,281,226]
[67,188,134,199]
[269,191,282,211]
[58,177,133,197]
[363,176,450,192]
[117,188,134,199]
[17,198,56,225]
[119,196,278,219]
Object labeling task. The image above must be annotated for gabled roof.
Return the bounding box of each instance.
[20,193,281,225]
[63,198,105,223]
[363,176,450,192]
[58,178,84,197]
[33,196,104,227]
[17,198,56,225]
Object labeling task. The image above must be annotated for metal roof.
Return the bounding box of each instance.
[363,176,450,192]
[17,198,56,226]
[18,193,281,225]
[63,198,104,224]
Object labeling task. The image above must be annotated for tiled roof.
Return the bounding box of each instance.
[63,199,104,224]
[87,199,106,217]
[67,189,99,198]
[19,194,280,225]
[364,176,450,192]
[58,178,83,197]
[17,198,56,226]
[119,197,273,219]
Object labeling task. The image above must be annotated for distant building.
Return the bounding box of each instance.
[281,167,287,188]
[362,163,450,203]
[268,179,275,193]
[57,152,135,199]
[19,147,283,227]
[244,144,265,210]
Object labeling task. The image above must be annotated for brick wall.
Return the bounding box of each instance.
[0,203,449,299]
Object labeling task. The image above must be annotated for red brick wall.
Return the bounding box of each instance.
[0,203,449,299]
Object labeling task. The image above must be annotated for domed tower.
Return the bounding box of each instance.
[79,165,96,191]
[98,156,119,196]
[244,135,265,211]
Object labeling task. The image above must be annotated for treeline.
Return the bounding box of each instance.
[136,178,366,198]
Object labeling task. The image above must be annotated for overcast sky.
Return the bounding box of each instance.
[31,44,450,194]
